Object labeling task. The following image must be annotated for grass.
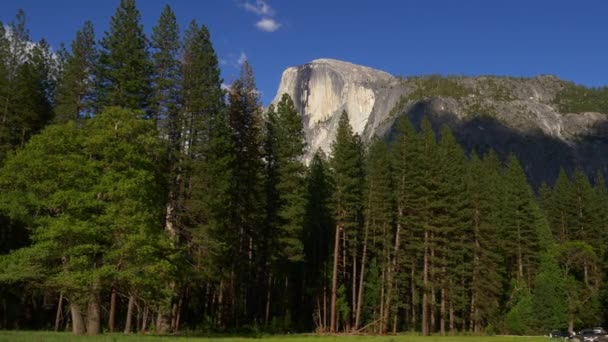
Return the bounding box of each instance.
[0,331,550,342]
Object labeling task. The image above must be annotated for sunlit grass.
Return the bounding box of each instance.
[0,331,550,342]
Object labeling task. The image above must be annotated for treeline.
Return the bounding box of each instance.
[0,0,607,337]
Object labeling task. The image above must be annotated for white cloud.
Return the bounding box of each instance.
[237,52,247,65]
[242,0,274,16]
[255,18,281,32]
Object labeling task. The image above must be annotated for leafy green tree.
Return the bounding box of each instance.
[98,0,152,112]
[553,241,602,331]
[0,107,171,335]
[55,21,97,122]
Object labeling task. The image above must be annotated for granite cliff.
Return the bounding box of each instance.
[272,58,608,184]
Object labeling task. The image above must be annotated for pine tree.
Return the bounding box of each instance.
[500,155,542,289]
[0,11,55,161]
[226,60,265,327]
[303,152,334,332]
[356,137,394,330]
[435,126,471,335]
[98,0,152,112]
[543,169,574,242]
[273,93,307,263]
[391,115,423,333]
[468,151,504,332]
[151,5,181,128]
[55,21,97,122]
[328,111,364,332]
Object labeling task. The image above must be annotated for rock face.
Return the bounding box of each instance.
[272,59,402,159]
[272,58,608,184]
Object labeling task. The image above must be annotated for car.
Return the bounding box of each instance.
[571,327,608,342]
[550,329,571,339]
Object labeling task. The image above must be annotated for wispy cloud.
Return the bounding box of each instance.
[255,18,281,32]
[237,52,247,65]
[242,0,274,16]
[220,51,248,69]
[240,0,282,33]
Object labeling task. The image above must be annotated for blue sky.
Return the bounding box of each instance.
[1,0,607,104]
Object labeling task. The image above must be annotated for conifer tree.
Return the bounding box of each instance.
[435,126,471,335]
[356,137,394,330]
[303,152,334,331]
[55,21,97,122]
[468,151,504,332]
[543,169,575,242]
[226,61,265,326]
[391,115,423,333]
[98,0,152,112]
[500,155,542,288]
[329,111,364,332]
[273,93,307,263]
[151,5,181,128]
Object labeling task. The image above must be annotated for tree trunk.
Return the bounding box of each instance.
[174,297,183,332]
[411,264,417,330]
[70,302,86,335]
[124,295,135,334]
[265,272,272,325]
[386,218,400,334]
[351,252,357,331]
[54,293,63,332]
[422,230,429,336]
[379,267,385,333]
[86,296,101,335]
[323,286,327,331]
[142,305,149,332]
[440,286,446,336]
[354,221,369,330]
[108,289,117,332]
[330,225,341,333]
[449,301,455,334]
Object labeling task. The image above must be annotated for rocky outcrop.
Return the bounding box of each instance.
[272,58,403,159]
[272,59,608,184]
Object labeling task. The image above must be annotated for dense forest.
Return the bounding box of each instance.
[0,0,607,337]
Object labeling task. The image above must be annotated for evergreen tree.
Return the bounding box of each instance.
[543,169,575,242]
[151,5,181,128]
[500,155,542,288]
[226,60,265,327]
[55,21,97,122]
[273,93,307,263]
[328,111,364,332]
[468,151,504,332]
[356,137,394,330]
[391,115,423,333]
[98,0,152,112]
[303,152,334,332]
[435,126,471,335]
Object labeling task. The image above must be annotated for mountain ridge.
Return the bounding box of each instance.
[272,58,608,184]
